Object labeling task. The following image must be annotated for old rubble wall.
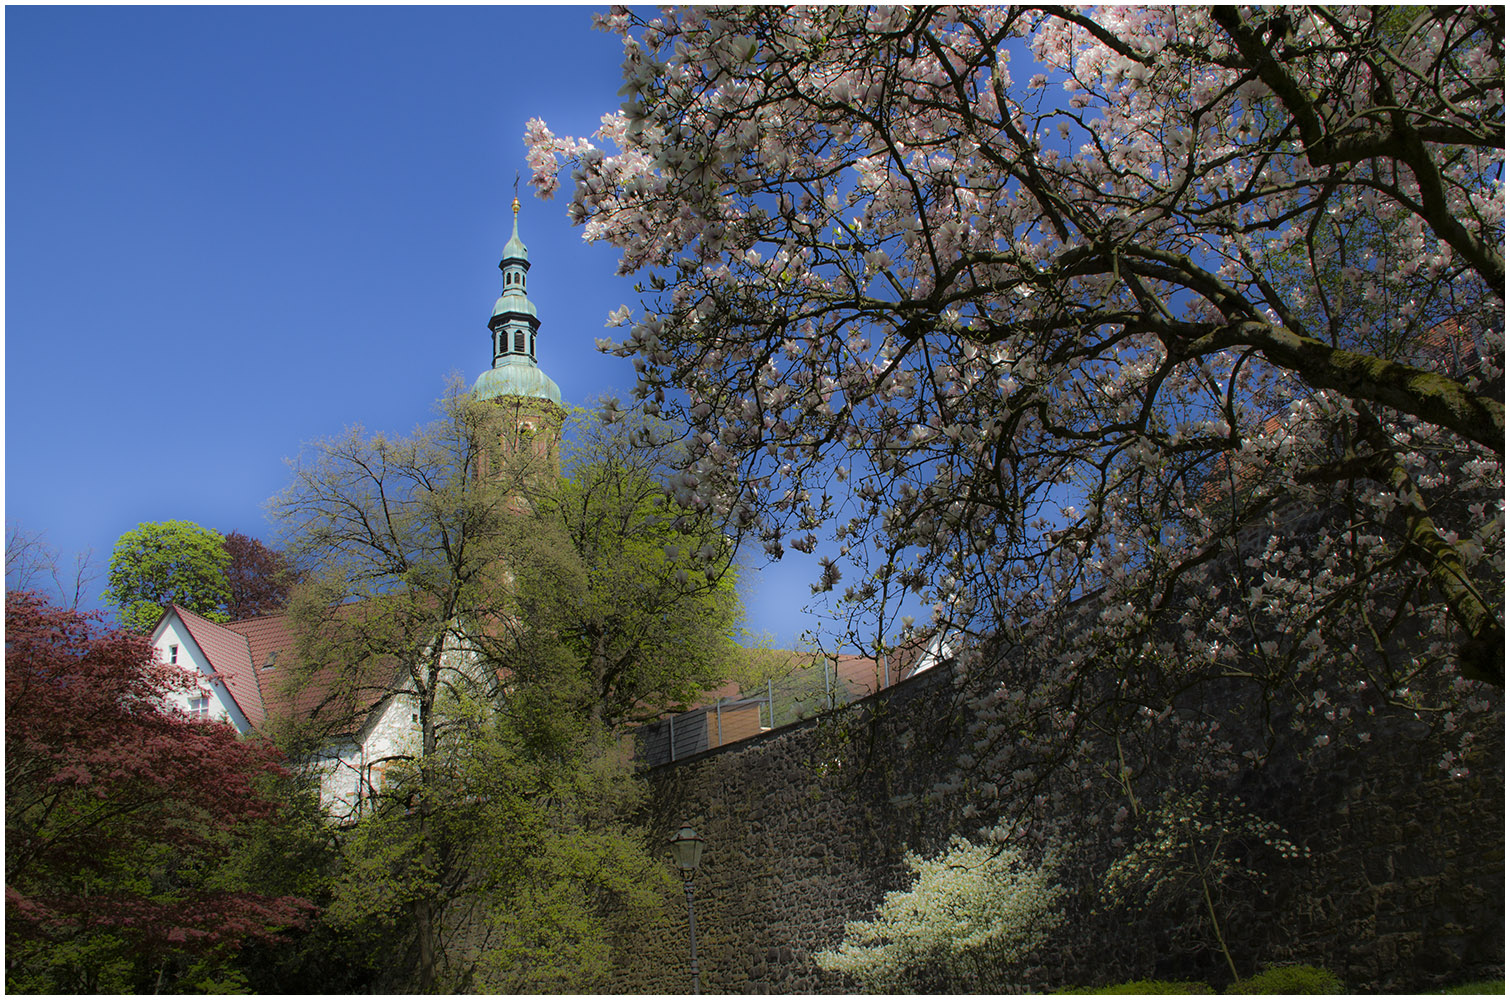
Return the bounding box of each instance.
[606,663,1503,993]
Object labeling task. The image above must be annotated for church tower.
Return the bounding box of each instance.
[470,196,566,478]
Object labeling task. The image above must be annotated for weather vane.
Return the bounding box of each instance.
[513,171,521,214]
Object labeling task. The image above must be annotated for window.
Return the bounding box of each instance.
[514,330,525,353]
[188,695,211,719]
[168,644,178,664]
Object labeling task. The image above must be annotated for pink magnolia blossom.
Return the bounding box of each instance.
[530,6,1502,827]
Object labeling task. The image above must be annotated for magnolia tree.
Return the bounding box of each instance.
[1101,793,1310,985]
[529,4,1501,806]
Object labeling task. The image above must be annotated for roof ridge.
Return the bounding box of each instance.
[224,609,294,626]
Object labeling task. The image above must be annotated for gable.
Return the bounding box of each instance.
[152,607,257,732]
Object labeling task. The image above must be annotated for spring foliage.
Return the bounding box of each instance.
[498,404,742,726]
[529,4,1502,704]
[102,520,232,633]
[270,391,724,989]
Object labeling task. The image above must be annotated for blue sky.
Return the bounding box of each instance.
[5,5,828,648]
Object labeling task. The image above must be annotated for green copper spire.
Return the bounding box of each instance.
[501,194,529,264]
[472,195,563,407]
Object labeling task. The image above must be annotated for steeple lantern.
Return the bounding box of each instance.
[471,195,562,408]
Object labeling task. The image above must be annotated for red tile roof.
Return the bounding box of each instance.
[171,605,262,728]
[227,611,399,740]
[168,605,397,739]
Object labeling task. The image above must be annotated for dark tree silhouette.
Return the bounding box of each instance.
[222,531,301,620]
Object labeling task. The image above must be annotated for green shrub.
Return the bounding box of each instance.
[1225,965,1341,994]
[1056,980,1213,994]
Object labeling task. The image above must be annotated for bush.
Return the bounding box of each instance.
[814,837,1065,991]
[1225,965,1341,994]
[1057,980,1213,994]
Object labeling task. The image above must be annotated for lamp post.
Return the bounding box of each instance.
[669,824,704,994]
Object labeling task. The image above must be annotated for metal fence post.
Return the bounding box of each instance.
[768,679,775,730]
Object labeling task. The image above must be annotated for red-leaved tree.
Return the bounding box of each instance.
[4,591,313,991]
[222,530,301,620]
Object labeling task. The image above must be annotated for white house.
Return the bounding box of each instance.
[150,604,430,821]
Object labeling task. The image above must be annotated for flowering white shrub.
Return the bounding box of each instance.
[1103,793,1310,983]
[815,837,1064,991]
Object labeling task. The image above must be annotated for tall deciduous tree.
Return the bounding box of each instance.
[102,520,232,633]
[4,592,312,992]
[272,385,517,991]
[527,8,1502,780]
[497,404,742,727]
[270,385,726,989]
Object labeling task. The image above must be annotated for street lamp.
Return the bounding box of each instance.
[669,824,705,994]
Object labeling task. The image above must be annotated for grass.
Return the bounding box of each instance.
[1434,980,1505,995]
[1057,972,1505,995]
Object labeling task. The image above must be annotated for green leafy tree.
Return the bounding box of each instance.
[319,694,671,992]
[270,385,726,990]
[101,519,232,633]
[497,404,742,727]
[272,383,522,990]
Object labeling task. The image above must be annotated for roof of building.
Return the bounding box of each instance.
[500,195,529,265]
[472,360,563,406]
[170,604,263,728]
[166,604,397,741]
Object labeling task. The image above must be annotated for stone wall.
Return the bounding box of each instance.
[606,664,1503,994]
